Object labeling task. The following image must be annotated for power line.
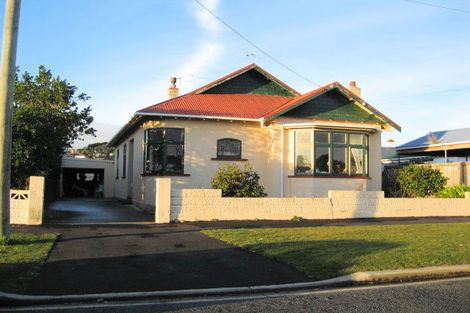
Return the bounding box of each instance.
[402,0,470,15]
[193,0,322,87]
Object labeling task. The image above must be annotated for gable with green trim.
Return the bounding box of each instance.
[200,69,296,96]
[281,89,385,124]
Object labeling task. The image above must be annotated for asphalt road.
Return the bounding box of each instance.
[23,223,307,295]
[5,277,470,313]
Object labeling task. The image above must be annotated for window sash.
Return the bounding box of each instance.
[217,138,242,159]
[144,128,185,174]
[295,130,369,177]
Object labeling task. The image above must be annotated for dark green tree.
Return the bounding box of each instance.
[76,142,114,160]
[11,66,95,187]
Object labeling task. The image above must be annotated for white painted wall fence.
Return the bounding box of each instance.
[10,176,44,225]
[153,178,470,223]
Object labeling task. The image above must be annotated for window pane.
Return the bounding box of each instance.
[295,130,312,175]
[218,139,241,158]
[146,144,164,173]
[314,132,329,144]
[165,129,184,143]
[350,134,363,145]
[332,147,347,174]
[364,135,369,147]
[315,147,330,174]
[147,129,164,142]
[165,144,184,173]
[333,133,346,144]
[350,148,364,175]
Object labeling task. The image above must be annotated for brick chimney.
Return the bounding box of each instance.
[348,81,361,98]
[167,77,179,99]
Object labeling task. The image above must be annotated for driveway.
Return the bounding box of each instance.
[47,198,154,224]
[24,223,308,295]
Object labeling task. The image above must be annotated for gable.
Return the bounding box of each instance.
[198,68,297,97]
[281,89,385,124]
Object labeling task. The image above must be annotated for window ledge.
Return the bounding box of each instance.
[288,175,370,179]
[141,173,191,177]
[211,158,248,161]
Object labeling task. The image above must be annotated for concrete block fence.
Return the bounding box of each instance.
[10,176,44,225]
[154,178,470,223]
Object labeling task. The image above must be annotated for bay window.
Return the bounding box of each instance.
[294,130,368,176]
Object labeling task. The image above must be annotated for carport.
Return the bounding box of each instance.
[60,157,114,198]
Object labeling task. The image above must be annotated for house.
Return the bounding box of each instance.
[396,127,470,163]
[108,64,400,209]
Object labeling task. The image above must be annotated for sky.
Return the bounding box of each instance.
[0,0,469,148]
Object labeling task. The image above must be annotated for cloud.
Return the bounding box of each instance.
[175,40,223,92]
[169,0,223,91]
[193,0,221,35]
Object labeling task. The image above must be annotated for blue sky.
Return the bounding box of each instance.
[1,0,469,148]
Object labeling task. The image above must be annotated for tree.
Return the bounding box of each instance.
[11,66,95,187]
[76,142,114,160]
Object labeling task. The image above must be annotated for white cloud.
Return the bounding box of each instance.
[193,0,221,35]
[171,0,223,92]
[175,40,223,92]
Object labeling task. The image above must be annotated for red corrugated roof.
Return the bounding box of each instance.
[137,94,294,119]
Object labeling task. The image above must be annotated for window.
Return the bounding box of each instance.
[115,149,119,179]
[144,128,184,174]
[122,144,127,178]
[217,138,242,159]
[294,130,313,175]
[294,130,369,176]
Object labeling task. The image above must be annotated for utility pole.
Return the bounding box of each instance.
[0,0,21,238]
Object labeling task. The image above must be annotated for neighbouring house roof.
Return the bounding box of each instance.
[397,127,470,156]
[109,64,400,147]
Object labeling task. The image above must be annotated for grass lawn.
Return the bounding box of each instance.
[202,223,470,281]
[0,232,58,293]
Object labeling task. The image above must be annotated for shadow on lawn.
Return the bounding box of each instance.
[244,239,402,280]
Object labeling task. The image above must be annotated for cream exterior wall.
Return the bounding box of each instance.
[113,118,384,207]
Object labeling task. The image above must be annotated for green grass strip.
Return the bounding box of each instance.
[0,232,58,293]
[202,223,470,281]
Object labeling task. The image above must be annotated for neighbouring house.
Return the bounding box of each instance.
[108,64,400,209]
[396,127,470,163]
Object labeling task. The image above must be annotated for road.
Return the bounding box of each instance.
[4,277,470,313]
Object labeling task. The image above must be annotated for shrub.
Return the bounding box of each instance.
[211,163,267,197]
[396,165,447,197]
[437,185,470,198]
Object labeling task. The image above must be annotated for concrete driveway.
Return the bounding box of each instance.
[47,198,154,224]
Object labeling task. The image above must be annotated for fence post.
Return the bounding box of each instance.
[28,176,44,225]
[155,178,171,224]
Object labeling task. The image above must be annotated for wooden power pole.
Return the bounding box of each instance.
[0,0,21,238]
